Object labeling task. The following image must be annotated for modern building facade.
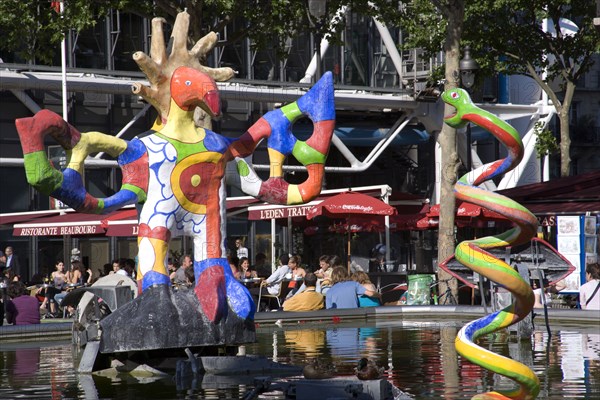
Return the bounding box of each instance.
[1,9,598,282]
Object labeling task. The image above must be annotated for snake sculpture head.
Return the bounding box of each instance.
[441,87,540,399]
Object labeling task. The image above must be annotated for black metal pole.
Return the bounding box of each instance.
[466,123,472,171]
[315,34,322,82]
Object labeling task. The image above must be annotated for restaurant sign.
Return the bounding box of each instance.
[248,205,314,220]
[14,224,104,236]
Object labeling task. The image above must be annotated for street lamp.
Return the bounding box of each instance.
[459,46,479,90]
[307,0,327,82]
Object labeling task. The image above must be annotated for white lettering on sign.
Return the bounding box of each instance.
[20,227,59,236]
[341,205,374,212]
[258,206,312,220]
[537,215,556,227]
[132,225,139,235]
[59,225,99,235]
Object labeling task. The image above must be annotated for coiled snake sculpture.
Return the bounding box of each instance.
[442,88,540,400]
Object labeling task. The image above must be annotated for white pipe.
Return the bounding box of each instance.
[299,6,348,84]
[60,1,68,122]
[299,37,331,84]
[10,90,42,114]
[433,135,442,204]
[382,186,391,269]
[497,113,553,190]
[271,218,277,273]
[0,69,420,109]
[321,114,415,172]
[94,103,152,158]
[372,18,404,85]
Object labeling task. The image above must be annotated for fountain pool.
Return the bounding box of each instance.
[0,318,598,399]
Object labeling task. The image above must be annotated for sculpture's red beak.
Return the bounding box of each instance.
[202,90,220,118]
[171,66,221,118]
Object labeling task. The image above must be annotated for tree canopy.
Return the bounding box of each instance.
[464,0,599,176]
[395,0,600,176]
[0,0,404,65]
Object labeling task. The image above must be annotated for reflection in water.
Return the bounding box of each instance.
[284,329,326,356]
[0,325,598,399]
[8,348,40,386]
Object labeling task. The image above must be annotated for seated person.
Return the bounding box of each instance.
[38,260,67,315]
[285,255,306,298]
[239,257,258,279]
[352,271,381,307]
[55,260,86,308]
[173,255,193,286]
[315,255,333,294]
[250,254,291,299]
[326,267,379,309]
[66,260,84,285]
[6,281,40,325]
[283,273,324,312]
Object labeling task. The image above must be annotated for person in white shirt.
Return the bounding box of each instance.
[249,254,291,307]
[235,238,249,259]
[260,254,291,295]
[112,259,129,276]
[580,263,600,310]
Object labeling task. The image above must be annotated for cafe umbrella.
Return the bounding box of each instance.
[306,191,397,272]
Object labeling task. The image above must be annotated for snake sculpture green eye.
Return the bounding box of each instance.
[442,88,540,400]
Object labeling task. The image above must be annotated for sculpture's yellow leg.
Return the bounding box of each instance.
[137,223,171,291]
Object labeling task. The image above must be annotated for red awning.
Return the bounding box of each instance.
[521,201,600,216]
[307,191,397,220]
[497,170,600,215]
[102,197,261,236]
[427,202,507,220]
[391,213,438,230]
[102,208,139,237]
[343,204,431,231]
[246,186,410,221]
[0,210,64,226]
[13,212,108,236]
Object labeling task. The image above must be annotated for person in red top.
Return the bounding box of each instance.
[6,281,40,325]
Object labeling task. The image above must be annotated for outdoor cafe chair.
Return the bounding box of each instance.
[257,279,292,311]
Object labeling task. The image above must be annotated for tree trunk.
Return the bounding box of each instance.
[436,1,464,300]
[559,81,575,177]
[559,112,571,177]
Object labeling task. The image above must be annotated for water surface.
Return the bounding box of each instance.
[0,320,598,399]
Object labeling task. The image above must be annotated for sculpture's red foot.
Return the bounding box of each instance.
[195,265,227,323]
[15,109,80,154]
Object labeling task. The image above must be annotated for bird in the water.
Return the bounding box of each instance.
[302,358,336,379]
[355,358,384,380]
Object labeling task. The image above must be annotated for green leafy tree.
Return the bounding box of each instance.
[463,0,600,177]
[533,122,560,176]
[0,1,131,64]
[0,0,318,65]
[533,121,559,159]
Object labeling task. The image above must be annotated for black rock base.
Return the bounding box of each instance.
[99,285,255,353]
